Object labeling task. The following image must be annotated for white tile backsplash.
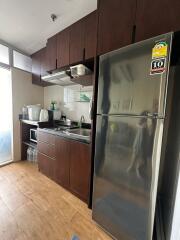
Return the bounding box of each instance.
[44,85,93,123]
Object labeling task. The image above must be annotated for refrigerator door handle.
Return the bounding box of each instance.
[130,97,133,110]
[146,112,159,119]
[149,118,164,240]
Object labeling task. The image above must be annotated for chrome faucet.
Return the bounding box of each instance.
[79,115,85,128]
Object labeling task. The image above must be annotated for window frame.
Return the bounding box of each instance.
[0,39,31,73]
[13,50,32,73]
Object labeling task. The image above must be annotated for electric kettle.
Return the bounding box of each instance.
[39,109,49,122]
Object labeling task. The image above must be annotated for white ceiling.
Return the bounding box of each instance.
[0,0,97,55]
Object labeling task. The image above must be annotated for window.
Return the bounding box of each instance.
[13,50,32,72]
[0,67,12,164]
[0,42,32,72]
[0,44,9,65]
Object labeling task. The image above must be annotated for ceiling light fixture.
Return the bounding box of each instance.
[51,14,57,22]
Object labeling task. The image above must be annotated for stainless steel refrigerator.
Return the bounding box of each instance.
[92,33,175,240]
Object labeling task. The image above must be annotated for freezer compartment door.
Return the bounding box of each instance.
[92,115,164,240]
[97,33,172,117]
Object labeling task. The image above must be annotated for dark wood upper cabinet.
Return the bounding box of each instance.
[57,28,70,69]
[69,20,85,65]
[69,141,91,202]
[55,137,70,188]
[46,35,57,72]
[32,11,97,82]
[84,10,98,60]
[135,0,180,42]
[97,0,136,55]
[32,48,53,87]
[40,47,47,77]
[69,11,98,64]
[31,50,42,86]
[40,47,53,87]
[32,10,98,86]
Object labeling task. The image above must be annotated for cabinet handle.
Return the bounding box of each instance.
[83,48,85,61]
[131,25,136,44]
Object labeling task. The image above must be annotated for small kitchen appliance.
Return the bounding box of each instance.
[27,104,41,121]
[30,129,37,143]
[39,109,49,122]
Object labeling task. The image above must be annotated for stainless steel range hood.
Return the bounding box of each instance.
[41,71,75,86]
[41,64,92,86]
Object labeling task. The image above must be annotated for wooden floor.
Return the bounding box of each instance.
[0,161,112,240]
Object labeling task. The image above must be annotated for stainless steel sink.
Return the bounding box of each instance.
[63,128,91,139]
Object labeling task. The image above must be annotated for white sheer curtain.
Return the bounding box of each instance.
[0,67,12,163]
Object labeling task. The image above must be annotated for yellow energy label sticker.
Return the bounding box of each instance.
[152,41,168,59]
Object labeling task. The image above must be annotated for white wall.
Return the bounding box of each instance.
[44,85,92,123]
[11,68,44,161]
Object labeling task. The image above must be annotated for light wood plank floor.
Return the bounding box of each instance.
[0,161,112,240]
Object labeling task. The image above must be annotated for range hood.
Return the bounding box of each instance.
[41,71,75,86]
[41,64,92,86]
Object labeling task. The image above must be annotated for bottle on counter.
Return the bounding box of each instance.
[29,147,34,162]
[34,149,38,163]
[32,148,38,163]
[22,105,28,120]
[27,147,31,161]
[27,147,38,163]
[50,100,57,111]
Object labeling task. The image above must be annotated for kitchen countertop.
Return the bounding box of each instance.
[38,127,91,144]
[20,119,39,126]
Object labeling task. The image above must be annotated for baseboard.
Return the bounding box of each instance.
[0,160,13,167]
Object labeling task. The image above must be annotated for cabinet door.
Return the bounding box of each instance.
[31,50,41,85]
[46,35,57,72]
[40,47,53,86]
[55,137,70,188]
[57,28,70,68]
[38,141,56,159]
[40,47,47,77]
[69,141,91,202]
[38,152,55,180]
[135,0,180,42]
[97,0,136,55]
[38,131,56,145]
[70,20,85,64]
[84,10,98,60]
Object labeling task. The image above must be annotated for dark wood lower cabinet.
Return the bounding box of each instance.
[38,131,55,145]
[38,152,55,180]
[55,137,70,188]
[69,141,91,202]
[37,131,91,203]
[38,141,55,159]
